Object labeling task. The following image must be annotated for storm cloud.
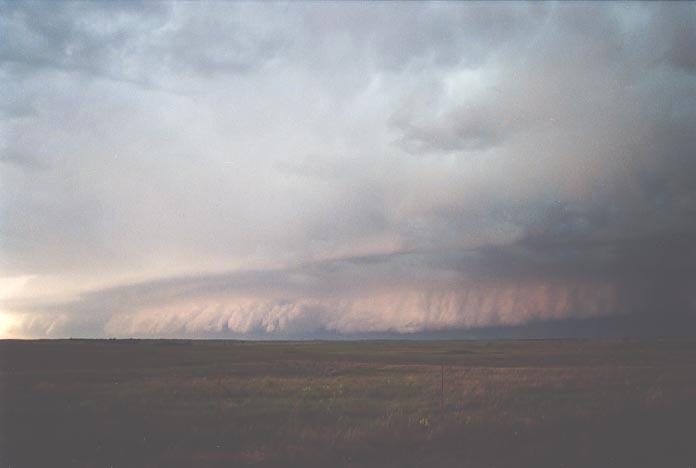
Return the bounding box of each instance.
[1,2,696,338]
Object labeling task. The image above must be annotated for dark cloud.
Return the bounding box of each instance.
[649,3,696,74]
[0,2,169,80]
[0,1,283,99]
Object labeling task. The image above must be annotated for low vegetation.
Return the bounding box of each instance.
[1,339,695,467]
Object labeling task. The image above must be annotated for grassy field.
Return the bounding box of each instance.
[1,339,695,467]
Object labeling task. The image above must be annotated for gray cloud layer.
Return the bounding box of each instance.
[1,2,695,338]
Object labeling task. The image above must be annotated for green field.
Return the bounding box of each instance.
[1,339,695,467]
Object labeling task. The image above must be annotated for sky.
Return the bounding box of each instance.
[1,1,696,339]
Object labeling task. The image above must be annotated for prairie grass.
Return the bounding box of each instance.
[1,339,695,467]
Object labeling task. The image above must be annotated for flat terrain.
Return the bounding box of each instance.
[1,339,695,467]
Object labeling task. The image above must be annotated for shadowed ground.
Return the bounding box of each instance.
[1,339,695,467]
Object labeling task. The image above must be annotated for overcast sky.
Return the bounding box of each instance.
[1,1,695,339]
